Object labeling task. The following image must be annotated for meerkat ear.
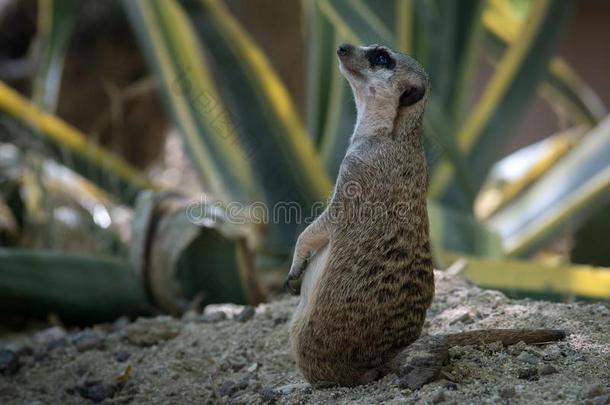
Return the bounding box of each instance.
[399,86,425,107]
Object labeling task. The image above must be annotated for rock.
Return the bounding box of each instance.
[398,367,440,390]
[508,341,527,356]
[499,385,516,399]
[235,306,256,322]
[75,380,116,403]
[275,383,311,395]
[201,311,226,323]
[589,394,610,405]
[115,350,131,362]
[113,316,130,330]
[444,381,458,391]
[272,314,289,326]
[584,384,607,399]
[542,346,562,361]
[423,389,445,404]
[485,341,503,354]
[5,342,33,357]
[518,367,539,381]
[70,330,105,352]
[125,318,180,347]
[258,387,279,403]
[516,352,539,365]
[33,326,67,350]
[217,378,249,397]
[181,310,199,322]
[0,348,20,375]
[539,364,558,376]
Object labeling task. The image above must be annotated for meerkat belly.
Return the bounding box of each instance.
[291,244,330,324]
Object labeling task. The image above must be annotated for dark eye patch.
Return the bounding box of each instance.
[365,48,395,70]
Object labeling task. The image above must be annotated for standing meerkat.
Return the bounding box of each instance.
[285,43,566,387]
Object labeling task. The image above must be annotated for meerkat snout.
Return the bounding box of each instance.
[336,43,354,57]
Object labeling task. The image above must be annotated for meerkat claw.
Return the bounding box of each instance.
[284,275,300,295]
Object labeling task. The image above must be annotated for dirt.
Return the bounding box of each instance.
[0,271,609,404]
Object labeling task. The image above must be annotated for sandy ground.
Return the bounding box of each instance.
[0,271,609,404]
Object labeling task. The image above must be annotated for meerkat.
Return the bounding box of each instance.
[284,43,566,387]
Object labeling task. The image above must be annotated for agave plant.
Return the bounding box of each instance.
[0,0,608,322]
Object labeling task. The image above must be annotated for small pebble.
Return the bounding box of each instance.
[542,346,561,361]
[235,306,255,322]
[217,378,248,397]
[258,387,278,403]
[589,394,610,405]
[115,350,131,362]
[444,380,458,390]
[509,341,527,356]
[584,384,607,399]
[34,326,67,351]
[75,380,116,403]
[423,389,445,404]
[499,385,516,399]
[125,318,180,347]
[114,316,130,330]
[272,314,289,326]
[275,383,311,395]
[518,367,539,381]
[201,311,226,323]
[70,330,105,352]
[181,310,199,322]
[0,348,20,375]
[516,352,539,365]
[539,364,558,376]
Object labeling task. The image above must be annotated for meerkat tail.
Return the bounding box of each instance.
[392,329,567,389]
[444,329,567,347]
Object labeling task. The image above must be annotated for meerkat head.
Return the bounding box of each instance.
[337,43,429,134]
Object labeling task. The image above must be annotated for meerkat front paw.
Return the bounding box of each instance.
[284,254,312,295]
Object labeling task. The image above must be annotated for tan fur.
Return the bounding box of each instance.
[286,44,566,387]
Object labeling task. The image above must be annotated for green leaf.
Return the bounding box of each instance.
[483,0,606,127]
[313,0,473,187]
[541,59,607,127]
[486,116,610,256]
[428,200,503,258]
[303,0,338,145]
[0,248,150,323]
[0,81,155,205]
[316,0,394,46]
[571,204,610,267]
[123,0,258,205]
[441,252,610,300]
[430,0,572,208]
[177,0,332,253]
[31,0,75,111]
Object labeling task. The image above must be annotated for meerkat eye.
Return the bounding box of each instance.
[366,49,395,69]
[375,53,388,66]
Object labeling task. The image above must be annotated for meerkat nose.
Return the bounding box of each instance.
[337,43,353,57]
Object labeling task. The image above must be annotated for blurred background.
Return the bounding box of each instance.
[0,0,609,327]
